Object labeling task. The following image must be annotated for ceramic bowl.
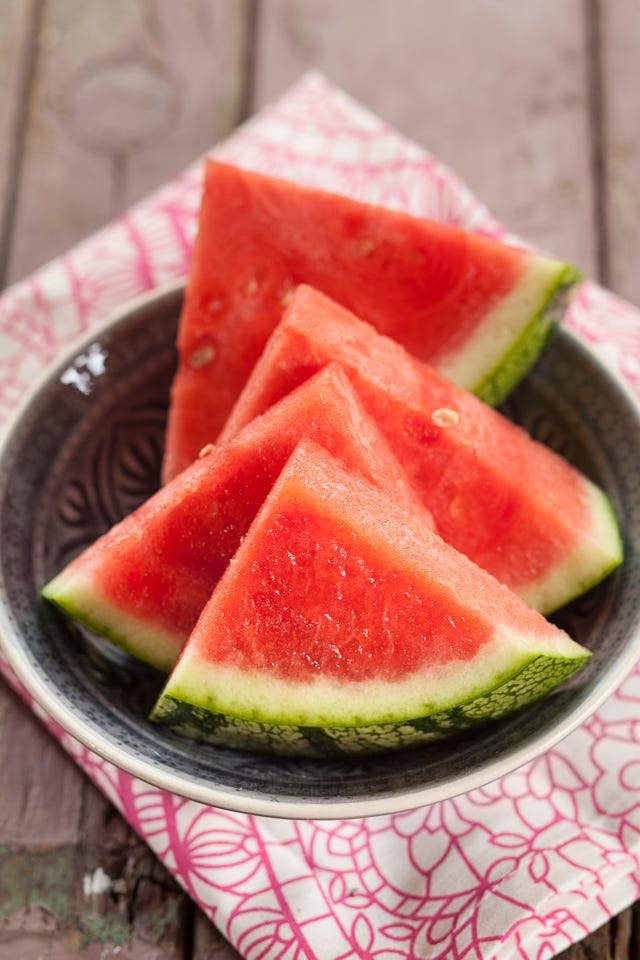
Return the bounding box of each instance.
[0,281,639,819]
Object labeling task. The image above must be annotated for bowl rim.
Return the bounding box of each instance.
[0,281,639,819]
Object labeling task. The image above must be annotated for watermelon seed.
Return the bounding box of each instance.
[189,345,215,368]
[432,408,460,427]
[198,443,216,458]
[207,296,224,314]
[279,280,295,306]
[246,277,259,294]
[357,237,375,256]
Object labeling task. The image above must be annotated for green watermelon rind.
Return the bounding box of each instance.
[150,650,590,756]
[41,571,181,673]
[469,263,582,407]
[516,482,623,615]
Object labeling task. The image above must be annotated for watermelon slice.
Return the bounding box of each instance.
[151,440,590,756]
[219,285,622,615]
[42,365,425,672]
[162,160,581,479]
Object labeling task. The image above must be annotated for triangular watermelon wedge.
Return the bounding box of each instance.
[42,365,425,672]
[163,160,581,479]
[151,440,590,756]
[219,285,622,615]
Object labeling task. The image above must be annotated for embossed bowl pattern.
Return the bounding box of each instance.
[0,283,639,819]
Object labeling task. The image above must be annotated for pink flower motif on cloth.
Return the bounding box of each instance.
[567,280,640,393]
[587,671,640,823]
[0,169,202,428]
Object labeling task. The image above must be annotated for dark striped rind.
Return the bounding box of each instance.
[150,651,589,757]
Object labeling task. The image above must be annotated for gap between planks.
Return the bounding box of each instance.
[0,0,44,290]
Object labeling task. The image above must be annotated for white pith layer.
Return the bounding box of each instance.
[515,479,622,614]
[437,256,570,391]
[163,624,587,727]
[42,567,183,673]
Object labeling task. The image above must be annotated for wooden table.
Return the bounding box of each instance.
[1,2,639,957]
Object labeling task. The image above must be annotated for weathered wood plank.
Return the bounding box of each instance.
[0,683,84,846]
[76,793,188,959]
[0,686,188,958]
[6,0,252,285]
[252,0,596,275]
[192,911,243,959]
[599,0,640,303]
[0,0,42,286]
[0,843,187,959]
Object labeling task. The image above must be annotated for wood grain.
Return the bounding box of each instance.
[5,0,252,285]
[0,0,43,286]
[252,0,597,275]
[192,912,243,959]
[599,0,640,303]
[0,684,84,846]
[0,686,188,958]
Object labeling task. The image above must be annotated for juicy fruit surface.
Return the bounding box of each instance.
[192,507,492,683]
[218,286,623,613]
[163,160,579,479]
[42,366,424,672]
[152,440,590,755]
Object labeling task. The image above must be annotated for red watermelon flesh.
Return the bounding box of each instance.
[218,285,622,615]
[42,364,425,672]
[162,160,580,480]
[151,440,589,755]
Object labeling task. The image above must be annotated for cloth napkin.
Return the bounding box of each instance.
[2,72,640,960]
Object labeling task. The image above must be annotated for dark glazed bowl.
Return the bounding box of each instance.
[0,280,639,819]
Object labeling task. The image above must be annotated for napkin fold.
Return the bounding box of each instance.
[2,73,640,960]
